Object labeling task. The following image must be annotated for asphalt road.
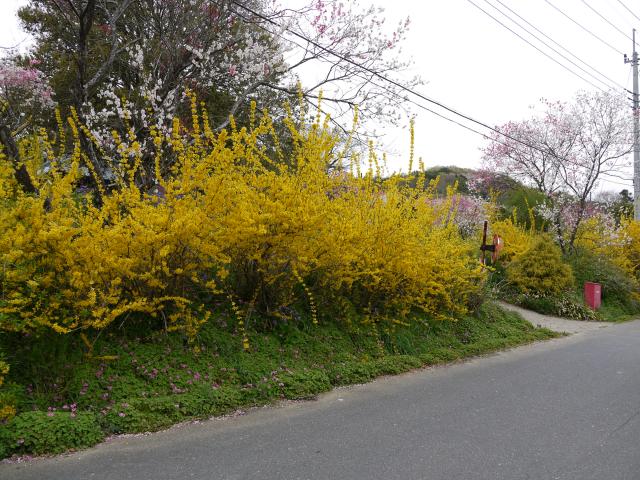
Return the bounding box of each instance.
[3,320,640,480]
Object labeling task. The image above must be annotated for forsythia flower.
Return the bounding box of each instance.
[0,97,486,342]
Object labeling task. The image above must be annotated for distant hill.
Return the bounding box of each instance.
[398,165,475,195]
[398,166,633,230]
[399,166,548,229]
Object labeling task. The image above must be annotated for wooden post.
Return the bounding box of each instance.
[481,220,488,265]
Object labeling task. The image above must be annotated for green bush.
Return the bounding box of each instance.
[0,303,561,459]
[510,292,599,321]
[513,293,557,315]
[506,237,574,295]
[566,248,640,310]
[554,294,600,320]
[500,186,548,230]
[0,382,27,416]
[2,411,103,456]
[102,385,245,434]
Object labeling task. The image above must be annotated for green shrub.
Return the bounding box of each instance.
[510,292,599,321]
[102,385,245,434]
[426,348,462,362]
[0,303,561,459]
[514,293,558,315]
[554,294,600,321]
[566,248,640,310]
[102,404,176,434]
[185,384,243,416]
[2,411,103,456]
[500,186,548,231]
[506,237,574,295]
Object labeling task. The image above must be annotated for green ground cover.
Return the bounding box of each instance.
[0,302,558,459]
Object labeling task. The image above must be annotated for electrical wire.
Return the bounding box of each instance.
[581,0,637,45]
[489,0,625,91]
[598,175,633,186]
[230,0,606,153]
[349,68,634,187]
[466,0,606,92]
[544,0,625,55]
[616,0,640,24]
[231,8,495,143]
[229,1,633,187]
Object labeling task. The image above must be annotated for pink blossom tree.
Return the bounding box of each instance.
[0,58,54,193]
[482,91,634,251]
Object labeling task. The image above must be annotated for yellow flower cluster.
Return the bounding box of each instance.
[619,219,640,276]
[0,97,485,340]
[229,299,250,351]
[489,215,537,265]
[0,360,8,387]
[293,268,318,326]
[490,205,640,294]
[575,216,640,283]
[0,359,12,422]
[0,404,15,423]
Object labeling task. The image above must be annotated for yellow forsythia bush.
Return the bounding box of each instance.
[574,216,630,273]
[0,99,485,337]
[618,218,640,278]
[574,216,640,283]
[0,360,8,387]
[506,236,574,295]
[490,217,536,264]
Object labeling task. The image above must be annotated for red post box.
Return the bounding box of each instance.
[584,282,601,310]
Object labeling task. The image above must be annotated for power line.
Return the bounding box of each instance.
[601,171,634,182]
[544,0,624,55]
[581,0,637,45]
[479,0,622,91]
[229,0,558,154]
[599,175,633,186]
[489,0,625,91]
[347,71,635,186]
[230,1,633,184]
[465,0,606,92]
[616,0,640,24]
[231,9,496,143]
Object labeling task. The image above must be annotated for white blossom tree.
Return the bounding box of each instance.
[10,0,420,189]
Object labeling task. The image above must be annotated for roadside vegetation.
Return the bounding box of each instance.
[0,91,564,459]
[0,303,557,458]
[483,189,640,322]
[1,0,639,461]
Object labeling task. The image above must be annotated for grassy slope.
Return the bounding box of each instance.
[596,300,640,323]
[0,302,558,458]
[502,289,640,323]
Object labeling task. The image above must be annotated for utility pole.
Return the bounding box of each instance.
[625,29,639,220]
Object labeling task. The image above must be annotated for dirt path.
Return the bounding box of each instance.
[499,301,612,334]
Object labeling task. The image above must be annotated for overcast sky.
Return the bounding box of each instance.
[380,0,637,193]
[1,0,637,192]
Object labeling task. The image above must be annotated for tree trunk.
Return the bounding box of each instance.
[0,124,38,194]
[568,198,587,252]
